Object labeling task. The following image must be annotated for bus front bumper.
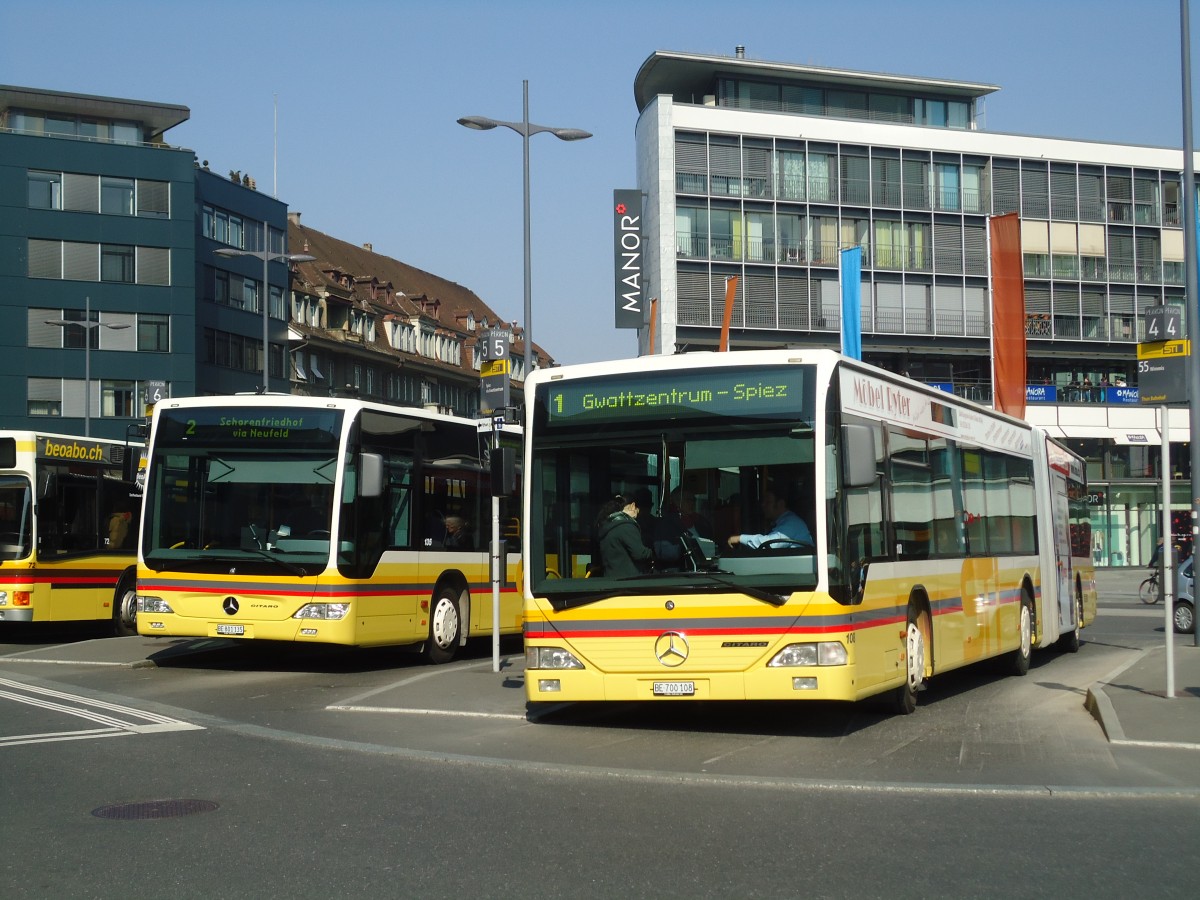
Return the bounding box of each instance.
[524,663,863,703]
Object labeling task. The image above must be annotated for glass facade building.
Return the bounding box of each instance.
[633,50,1193,566]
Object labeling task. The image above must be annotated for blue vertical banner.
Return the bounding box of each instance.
[839,246,863,360]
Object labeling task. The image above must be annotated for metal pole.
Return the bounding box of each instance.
[84,295,91,437]
[492,433,502,674]
[1181,0,1200,647]
[522,79,533,382]
[1162,405,1176,696]
[263,221,270,389]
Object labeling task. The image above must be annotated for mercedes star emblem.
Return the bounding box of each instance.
[654,631,689,667]
[222,596,239,616]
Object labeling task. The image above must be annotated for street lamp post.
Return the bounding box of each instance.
[215,221,315,390]
[458,80,591,380]
[45,296,129,437]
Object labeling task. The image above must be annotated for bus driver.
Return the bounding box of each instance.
[727,481,813,550]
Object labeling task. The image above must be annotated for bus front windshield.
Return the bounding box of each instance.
[142,407,344,575]
[0,475,33,561]
[530,365,819,605]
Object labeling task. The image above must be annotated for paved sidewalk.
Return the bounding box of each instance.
[1085,641,1200,749]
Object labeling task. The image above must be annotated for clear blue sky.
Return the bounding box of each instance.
[4,1,1198,365]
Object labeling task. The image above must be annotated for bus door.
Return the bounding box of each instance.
[1048,466,1074,632]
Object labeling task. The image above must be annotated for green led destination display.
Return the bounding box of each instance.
[157,407,343,449]
[542,366,812,426]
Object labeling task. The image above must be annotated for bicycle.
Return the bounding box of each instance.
[1139,568,1162,604]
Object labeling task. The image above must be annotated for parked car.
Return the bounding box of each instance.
[1175,556,1195,634]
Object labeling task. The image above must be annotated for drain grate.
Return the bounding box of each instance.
[91,799,219,820]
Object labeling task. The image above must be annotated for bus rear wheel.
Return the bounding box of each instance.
[1007,595,1034,676]
[891,604,929,715]
[1056,591,1082,653]
[425,589,461,664]
[112,576,137,637]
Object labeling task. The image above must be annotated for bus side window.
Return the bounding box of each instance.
[842,421,885,562]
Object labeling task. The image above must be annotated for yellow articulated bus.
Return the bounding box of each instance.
[523,349,1096,713]
[0,431,143,634]
[136,395,522,661]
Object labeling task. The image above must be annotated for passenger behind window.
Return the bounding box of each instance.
[443,514,473,550]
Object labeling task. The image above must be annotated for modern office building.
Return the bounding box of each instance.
[633,48,1193,565]
[2,84,535,443]
[195,166,292,396]
[0,85,196,440]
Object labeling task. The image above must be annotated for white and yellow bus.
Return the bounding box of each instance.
[523,349,1096,713]
[0,431,143,634]
[136,395,522,661]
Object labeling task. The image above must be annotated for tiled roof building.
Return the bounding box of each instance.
[286,214,548,416]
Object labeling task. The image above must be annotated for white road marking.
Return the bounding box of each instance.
[0,676,203,749]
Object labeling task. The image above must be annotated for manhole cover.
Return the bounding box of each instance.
[91,799,219,820]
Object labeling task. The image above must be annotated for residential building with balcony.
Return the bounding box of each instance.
[633,48,1194,565]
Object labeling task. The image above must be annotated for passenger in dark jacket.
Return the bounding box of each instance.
[596,494,653,577]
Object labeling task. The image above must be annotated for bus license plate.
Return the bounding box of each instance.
[215,624,245,636]
[652,681,695,697]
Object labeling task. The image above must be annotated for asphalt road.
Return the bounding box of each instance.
[1,578,1196,898]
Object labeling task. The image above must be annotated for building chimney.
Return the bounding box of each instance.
[735,45,745,58]
[288,211,302,225]
[363,243,373,252]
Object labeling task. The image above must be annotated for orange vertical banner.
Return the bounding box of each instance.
[719,276,738,352]
[989,212,1026,418]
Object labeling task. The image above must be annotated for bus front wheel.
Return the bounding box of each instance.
[112,574,138,637]
[425,589,461,664]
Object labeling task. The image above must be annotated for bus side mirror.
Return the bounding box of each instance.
[359,453,384,498]
[841,424,877,488]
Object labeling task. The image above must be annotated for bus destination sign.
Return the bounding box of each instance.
[158,407,343,449]
[543,367,810,426]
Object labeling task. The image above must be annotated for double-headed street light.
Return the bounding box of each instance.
[215,221,315,390]
[45,295,130,437]
[458,80,591,381]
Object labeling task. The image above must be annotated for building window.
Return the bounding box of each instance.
[100,176,134,215]
[101,244,135,283]
[28,171,62,209]
[101,381,136,417]
[204,327,264,374]
[27,377,62,417]
[138,313,169,352]
[136,246,170,286]
[60,308,98,350]
[137,180,170,218]
[214,269,230,305]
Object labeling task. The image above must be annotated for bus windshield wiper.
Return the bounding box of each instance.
[547,590,625,612]
[673,570,788,607]
[145,549,308,578]
[143,552,237,572]
[243,547,309,577]
[555,571,787,608]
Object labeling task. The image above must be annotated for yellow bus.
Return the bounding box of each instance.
[136,395,522,661]
[523,349,1096,713]
[0,431,143,634]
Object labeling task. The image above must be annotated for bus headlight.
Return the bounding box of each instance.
[137,595,173,614]
[768,642,847,667]
[292,602,350,620]
[526,646,584,670]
